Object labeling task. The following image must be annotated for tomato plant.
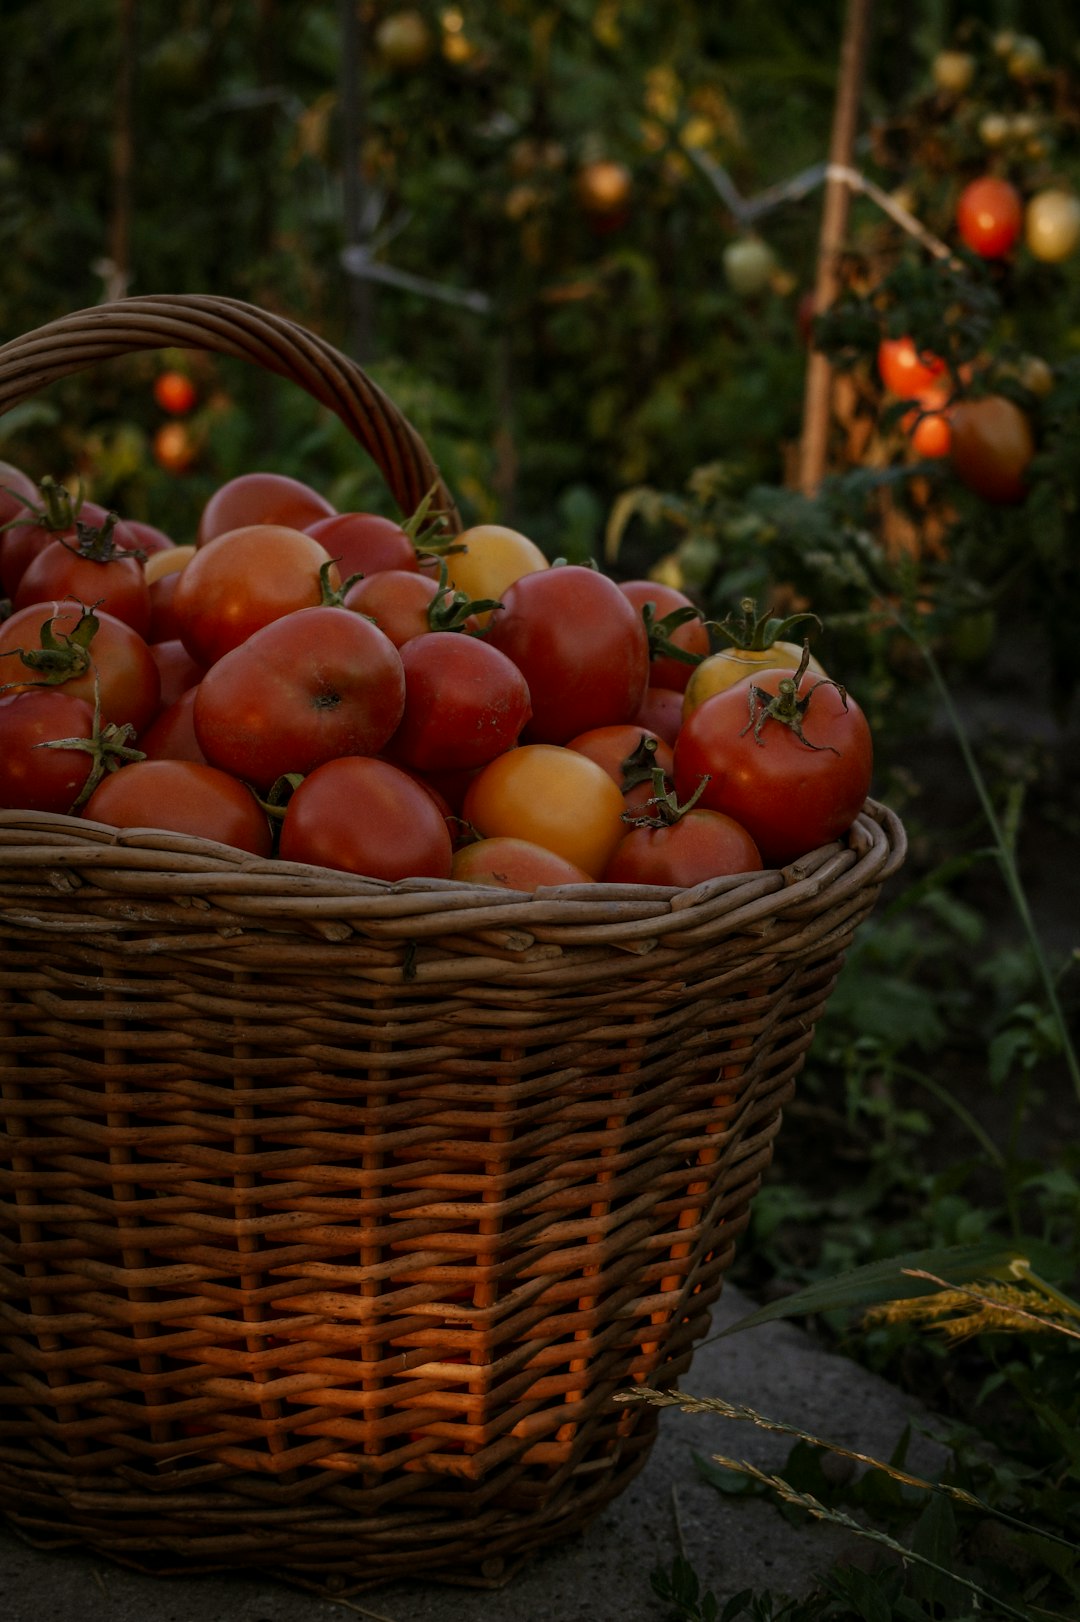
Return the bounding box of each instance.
[82,759,272,857]
[462,744,628,878]
[949,395,1035,504]
[389,632,532,772]
[485,564,650,743]
[193,605,405,792]
[197,471,335,547]
[956,176,1023,259]
[172,524,339,666]
[673,659,874,867]
[279,756,452,880]
[451,837,594,890]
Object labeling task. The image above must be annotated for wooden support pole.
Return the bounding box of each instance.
[797,0,873,495]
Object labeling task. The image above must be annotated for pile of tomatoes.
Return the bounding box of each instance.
[0,462,875,891]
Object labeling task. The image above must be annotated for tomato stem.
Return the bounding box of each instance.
[711,595,822,653]
[741,641,846,752]
[36,672,145,812]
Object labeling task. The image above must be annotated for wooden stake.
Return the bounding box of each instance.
[797,0,873,496]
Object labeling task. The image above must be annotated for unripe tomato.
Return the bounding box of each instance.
[931,50,974,94]
[722,238,777,298]
[463,745,627,879]
[153,371,197,415]
[144,543,195,585]
[956,176,1023,259]
[374,10,433,71]
[682,643,826,723]
[949,396,1035,504]
[1025,190,1080,264]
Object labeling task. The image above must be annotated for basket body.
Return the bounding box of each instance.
[0,804,903,1588]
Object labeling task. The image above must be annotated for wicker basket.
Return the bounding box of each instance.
[0,297,906,1593]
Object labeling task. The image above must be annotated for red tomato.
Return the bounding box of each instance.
[343,569,471,648]
[193,606,405,792]
[673,666,874,867]
[604,809,763,887]
[389,632,532,771]
[877,337,947,400]
[149,638,205,709]
[462,745,628,878]
[279,756,452,880]
[0,460,40,584]
[153,422,197,473]
[138,687,208,763]
[147,569,188,643]
[566,723,674,813]
[306,512,420,577]
[452,837,594,890]
[82,759,272,857]
[153,371,197,415]
[485,565,650,744]
[949,395,1034,503]
[0,485,131,598]
[631,685,684,748]
[0,601,160,733]
[0,689,97,813]
[617,579,710,692]
[172,524,339,666]
[904,391,953,459]
[197,472,334,546]
[15,529,152,638]
[956,176,1023,259]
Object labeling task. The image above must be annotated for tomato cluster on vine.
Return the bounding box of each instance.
[0,466,875,891]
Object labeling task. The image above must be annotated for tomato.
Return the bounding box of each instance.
[1025,189,1080,263]
[949,395,1034,504]
[566,723,673,813]
[375,10,433,70]
[126,519,177,557]
[877,336,947,400]
[343,569,479,647]
[388,632,531,772]
[903,392,953,459]
[451,837,594,890]
[0,601,160,733]
[462,745,627,878]
[138,687,208,764]
[0,481,131,598]
[0,460,39,584]
[306,512,420,577]
[575,160,632,216]
[604,808,762,888]
[931,49,974,94]
[197,472,334,547]
[443,525,549,624]
[673,665,874,867]
[683,641,825,722]
[631,685,684,747]
[722,238,777,298]
[279,756,452,880]
[153,371,197,415]
[82,759,272,857]
[144,543,195,585]
[153,422,197,473]
[172,525,339,666]
[0,689,97,812]
[193,606,405,792]
[15,527,152,638]
[617,579,710,692]
[956,176,1023,259]
[149,638,205,709]
[485,565,650,744]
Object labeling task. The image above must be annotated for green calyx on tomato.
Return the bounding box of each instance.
[712,595,822,654]
[0,602,100,691]
[620,762,712,829]
[59,510,144,565]
[424,558,503,633]
[36,673,145,812]
[742,644,846,753]
[399,482,458,559]
[637,599,708,670]
[13,474,87,537]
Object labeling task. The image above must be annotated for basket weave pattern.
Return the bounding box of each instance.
[0,299,906,1589]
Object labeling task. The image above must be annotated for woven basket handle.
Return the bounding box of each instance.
[0,293,461,528]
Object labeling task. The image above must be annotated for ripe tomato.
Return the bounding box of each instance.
[904,392,953,459]
[193,606,405,792]
[306,512,420,577]
[144,543,195,585]
[153,422,197,473]
[15,529,152,638]
[566,723,674,813]
[631,685,684,747]
[956,176,1023,259]
[462,745,627,878]
[451,837,594,890]
[683,641,825,722]
[575,159,632,217]
[82,759,272,857]
[279,756,452,880]
[343,569,479,647]
[604,808,762,888]
[0,601,160,733]
[485,564,650,744]
[0,459,37,530]
[0,689,97,813]
[149,638,205,709]
[617,580,710,692]
[138,687,208,763]
[153,371,197,415]
[949,395,1034,504]
[443,525,549,624]
[0,483,131,598]
[388,632,532,771]
[172,525,338,666]
[197,472,334,547]
[673,665,874,867]
[877,336,947,400]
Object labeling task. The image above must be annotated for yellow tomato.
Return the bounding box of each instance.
[682,643,827,723]
[444,524,549,624]
[462,745,627,879]
[143,543,196,584]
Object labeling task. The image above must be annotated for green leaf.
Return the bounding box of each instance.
[909,1493,968,1615]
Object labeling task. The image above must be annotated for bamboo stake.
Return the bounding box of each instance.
[797,0,873,495]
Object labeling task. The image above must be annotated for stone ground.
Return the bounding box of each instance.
[0,1282,949,1622]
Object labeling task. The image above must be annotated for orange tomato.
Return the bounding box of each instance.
[682,643,826,723]
[443,524,548,624]
[877,337,947,400]
[153,371,197,415]
[462,745,627,879]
